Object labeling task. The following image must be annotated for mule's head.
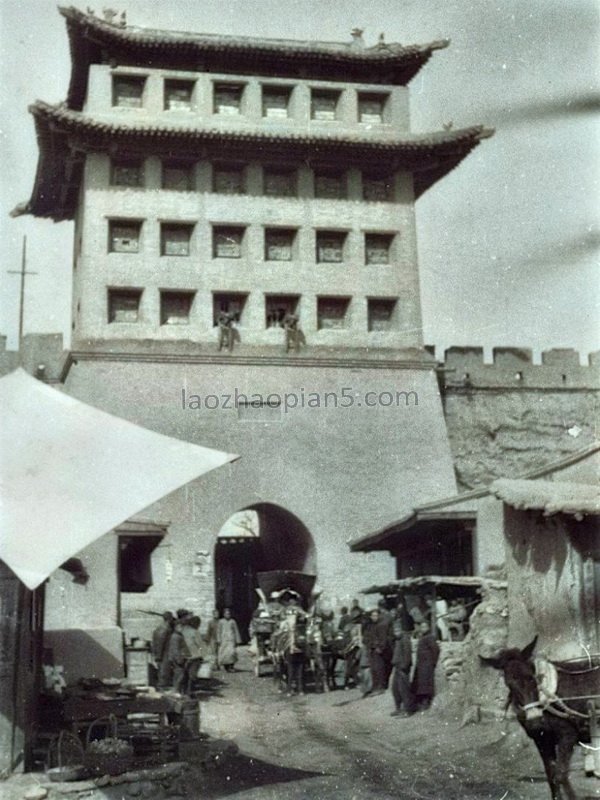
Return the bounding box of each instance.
[483,637,544,723]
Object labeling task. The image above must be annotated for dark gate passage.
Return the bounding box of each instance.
[214,503,315,641]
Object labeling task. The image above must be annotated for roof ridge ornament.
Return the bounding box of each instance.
[95,7,126,27]
[350,28,365,49]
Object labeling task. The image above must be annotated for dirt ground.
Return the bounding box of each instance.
[194,652,600,800]
[3,653,599,800]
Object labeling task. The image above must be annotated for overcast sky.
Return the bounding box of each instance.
[1,0,598,360]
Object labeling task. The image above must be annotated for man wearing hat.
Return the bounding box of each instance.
[152,611,174,689]
[168,610,192,693]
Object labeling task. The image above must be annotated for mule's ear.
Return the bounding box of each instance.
[479,654,504,670]
[520,636,538,661]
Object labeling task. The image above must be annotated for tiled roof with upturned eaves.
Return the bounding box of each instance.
[59,6,450,109]
[11,101,493,220]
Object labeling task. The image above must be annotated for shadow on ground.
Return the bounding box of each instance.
[190,753,325,798]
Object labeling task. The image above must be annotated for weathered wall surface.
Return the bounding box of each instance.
[59,354,456,639]
[503,505,596,660]
[453,581,509,720]
[44,535,119,630]
[440,347,600,491]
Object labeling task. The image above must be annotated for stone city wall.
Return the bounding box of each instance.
[436,346,600,490]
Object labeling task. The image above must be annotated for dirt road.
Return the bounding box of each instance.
[195,654,600,800]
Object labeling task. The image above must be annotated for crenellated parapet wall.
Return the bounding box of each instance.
[440,346,600,390]
[0,336,20,377]
[0,333,69,382]
[436,346,600,490]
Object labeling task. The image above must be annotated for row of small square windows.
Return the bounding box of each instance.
[107,289,398,331]
[107,221,397,265]
[113,75,391,123]
[111,159,396,202]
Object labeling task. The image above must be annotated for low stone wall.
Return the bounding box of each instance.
[432,580,509,721]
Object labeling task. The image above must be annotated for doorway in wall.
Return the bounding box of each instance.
[214,503,315,640]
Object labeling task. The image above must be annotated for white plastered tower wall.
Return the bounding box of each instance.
[17,11,495,657]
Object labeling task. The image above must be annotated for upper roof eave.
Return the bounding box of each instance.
[28,100,493,150]
[58,5,450,108]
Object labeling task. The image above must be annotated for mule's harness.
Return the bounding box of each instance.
[519,658,599,721]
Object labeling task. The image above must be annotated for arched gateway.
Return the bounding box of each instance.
[214,503,316,639]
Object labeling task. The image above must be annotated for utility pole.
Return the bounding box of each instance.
[7,236,37,352]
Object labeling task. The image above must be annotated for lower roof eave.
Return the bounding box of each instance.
[20,100,494,220]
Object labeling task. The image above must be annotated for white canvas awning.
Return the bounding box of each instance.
[0,369,238,590]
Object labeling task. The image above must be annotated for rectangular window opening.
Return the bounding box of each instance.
[108,288,142,323]
[212,293,248,325]
[263,167,296,198]
[214,83,244,115]
[368,298,397,331]
[316,231,346,263]
[160,290,195,325]
[358,92,389,123]
[108,220,142,253]
[363,173,394,202]
[164,79,195,110]
[314,170,346,199]
[213,226,245,258]
[317,296,350,329]
[213,164,246,195]
[161,224,193,256]
[119,534,162,593]
[162,161,195,191]
[365,233,394,265]
[265,228,296,261]
[112,75,146,108]
[237,400,282,422]
[110,159,143,188]
[262,86,292,118]
[265,295,299,328]
[311,89,340,121]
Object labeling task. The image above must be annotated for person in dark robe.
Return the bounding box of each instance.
[151,611,174,688]
[411,621,440,710]
[349,598,363,624]
[362,609,392,693]
[337,606,350,631]
[390,619,416,716]
[377,600,394,685]
[167,616,191,694]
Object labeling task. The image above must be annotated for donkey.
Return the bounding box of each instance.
[484,638,592,800]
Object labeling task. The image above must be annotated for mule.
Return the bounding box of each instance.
[484,638,593,800]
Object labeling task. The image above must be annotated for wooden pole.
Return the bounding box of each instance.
[7,236,37,354]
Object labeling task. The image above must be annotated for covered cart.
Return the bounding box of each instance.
[250,571,317,676]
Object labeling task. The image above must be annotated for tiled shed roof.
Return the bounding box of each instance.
[13,101,493,220]
[59,6,450,108]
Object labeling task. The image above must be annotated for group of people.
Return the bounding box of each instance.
[355,599,440,716]
[251,590,442,713]
[151,607,241,695]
